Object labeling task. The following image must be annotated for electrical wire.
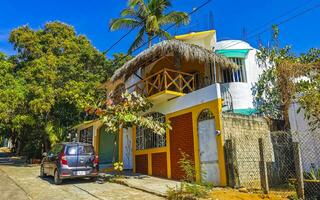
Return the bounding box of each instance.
[220,3,320,50]
[106,0,213,73]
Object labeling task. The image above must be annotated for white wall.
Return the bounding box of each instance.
[289,103,320,171]
[149,84,221,115]
[221,82,254,109]
[216,40,263,110]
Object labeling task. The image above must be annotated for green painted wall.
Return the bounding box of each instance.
[98,125,119,164]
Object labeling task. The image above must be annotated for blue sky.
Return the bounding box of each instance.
[1,0,320,57]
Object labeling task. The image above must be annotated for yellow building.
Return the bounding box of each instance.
[96,30,237,185]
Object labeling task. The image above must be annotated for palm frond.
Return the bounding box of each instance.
[129,0,150,16]
[157,29,172,40]
[110,18,141,31]
[149,0,171,16]
[128,27,145,54]
[159,11,190,26]
[121,8,137,17]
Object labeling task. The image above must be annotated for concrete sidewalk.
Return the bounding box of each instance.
[113,175,181,197]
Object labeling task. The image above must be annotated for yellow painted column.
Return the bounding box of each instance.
[94,126,99,154]
[213,98,227,186]
[166,116,171,179]
[132,126,137,173]
[119,128,123,162]
[148,153,152,175]
[192,110,201,183]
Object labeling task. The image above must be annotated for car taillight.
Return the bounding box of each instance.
[94,155,99,165]
[60,152,68,165]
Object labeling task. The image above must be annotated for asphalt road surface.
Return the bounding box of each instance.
[0,153,164,200]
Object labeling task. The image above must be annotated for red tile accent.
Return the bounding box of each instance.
[169,112,195,180]
[152,152,167,178]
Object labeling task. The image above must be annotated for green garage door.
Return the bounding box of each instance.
[99,125,119,164]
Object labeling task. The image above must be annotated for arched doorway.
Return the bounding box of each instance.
[98,125,119,169]
[198,109,220,185]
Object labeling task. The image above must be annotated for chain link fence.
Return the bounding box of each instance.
[293,130,320,199]
[225,131,320,199]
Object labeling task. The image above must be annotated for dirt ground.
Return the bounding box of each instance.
[210,188,294,200]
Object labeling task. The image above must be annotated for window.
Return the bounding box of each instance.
[198,109,214,122]
[66,145,94,155]
[136,112,166,150]
[79,126,93,144]
[222,58,247,83]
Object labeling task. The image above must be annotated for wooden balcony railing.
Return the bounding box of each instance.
[127,68,195,97]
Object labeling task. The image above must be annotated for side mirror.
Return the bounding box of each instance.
[42,152,47,157]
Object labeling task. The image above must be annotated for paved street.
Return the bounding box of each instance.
[0,153,164,200]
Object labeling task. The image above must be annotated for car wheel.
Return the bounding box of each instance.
[54,170,62,185]
[40,165,46,178]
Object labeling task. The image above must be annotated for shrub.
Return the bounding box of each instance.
[167,183,208,200]
[178,151,196,183]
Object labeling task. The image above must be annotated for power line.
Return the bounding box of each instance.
[132,0,213,53]
[249,0,315,34]
[104,0,213,55]
[107,0,213,75]
[103,25,140,55]
[220,3,320,50]
[107,0,319,82]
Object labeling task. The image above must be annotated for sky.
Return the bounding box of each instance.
[1,0,320,58]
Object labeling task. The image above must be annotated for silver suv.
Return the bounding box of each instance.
[40,142,99,184]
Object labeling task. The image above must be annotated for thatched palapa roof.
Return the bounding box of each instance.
[110,39,238,82]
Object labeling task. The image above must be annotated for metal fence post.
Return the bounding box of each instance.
[259,138,269,194]
[293,142,305,199]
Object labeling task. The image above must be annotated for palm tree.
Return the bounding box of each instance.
[110,0,190,53]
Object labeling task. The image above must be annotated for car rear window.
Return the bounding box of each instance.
[66,145,94,155]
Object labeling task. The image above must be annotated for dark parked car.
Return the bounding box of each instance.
[40,142,99,184]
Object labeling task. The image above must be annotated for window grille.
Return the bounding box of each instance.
[222,58,247,83]
[198,109,214,122]
[136,112,166,150]
[79,126,93,144]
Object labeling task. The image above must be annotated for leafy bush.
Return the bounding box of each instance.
[113,161,124,176]
[178,151,196,183]
[167,183,209,200]
[167,151,210,200]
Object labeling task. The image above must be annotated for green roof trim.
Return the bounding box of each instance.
[233,108,258,116]
[215,49,249,58]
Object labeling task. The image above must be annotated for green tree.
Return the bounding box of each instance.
[110,0,190,53]
[0,52,34,152]
[88,90,171,162]
[295,49,320,131]
[254,26,320,130]
[91,91,170,135]
[5,22,123,156]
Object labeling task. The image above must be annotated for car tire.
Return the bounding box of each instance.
[54,169,62,185]
[40,165,46,178]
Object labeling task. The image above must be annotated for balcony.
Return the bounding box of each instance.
[127,68,195,103]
